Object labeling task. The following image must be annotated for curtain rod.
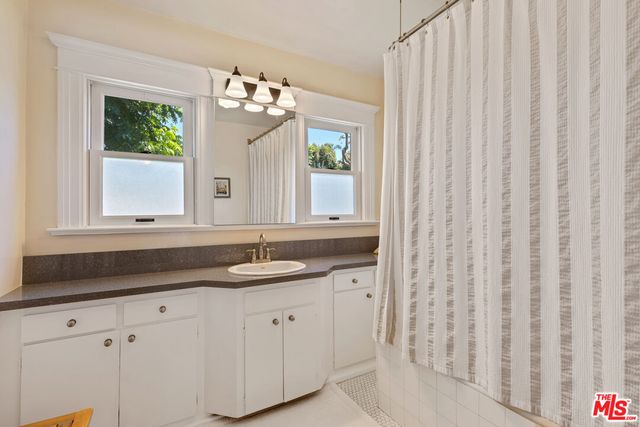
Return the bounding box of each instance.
[247,115,296,145]
[387,0,462,51]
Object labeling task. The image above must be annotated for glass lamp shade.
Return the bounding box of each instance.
[218,98,240,109]
[267,107,286,116]
[276,78,296,108]
[225,66,247,99]
[253,72,273,103]
[244,103,264,112]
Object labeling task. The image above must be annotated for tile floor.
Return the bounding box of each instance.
[209,383,379,427]
[338,371,399,427]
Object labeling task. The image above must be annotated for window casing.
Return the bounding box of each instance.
[89,82,195,225]
[304,118,361,221]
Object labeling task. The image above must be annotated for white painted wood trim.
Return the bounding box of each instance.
[47,221,379,236]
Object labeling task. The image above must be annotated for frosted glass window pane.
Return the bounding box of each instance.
[102,157,184,216]
[310,173,354,216]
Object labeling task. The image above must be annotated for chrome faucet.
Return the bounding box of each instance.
[246,233,275,264]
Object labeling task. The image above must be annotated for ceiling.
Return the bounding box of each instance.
[117,0,444,76]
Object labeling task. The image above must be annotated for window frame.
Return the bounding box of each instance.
[303,118,362,222]
[88,81,196,226]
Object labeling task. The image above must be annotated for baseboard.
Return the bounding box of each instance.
[327,358,376,383]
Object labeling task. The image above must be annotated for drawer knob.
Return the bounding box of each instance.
[352,278,359,284]
[366,293,373,299]
[159,305,167,313]
[288,315,296,322]
[272,318,280,326]
[66,319,77,328]
[104,338,113,347]
[128,334,136,343]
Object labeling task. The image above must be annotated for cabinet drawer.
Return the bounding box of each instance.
[334,269,374,292]
[245,282,317,315]
[123,293,197,326]
[22,304,116,344]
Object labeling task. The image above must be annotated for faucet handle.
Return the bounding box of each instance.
[266,247,276,261]
[246,248,257,263]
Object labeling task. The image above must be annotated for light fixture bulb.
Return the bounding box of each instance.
[244,103,264,112]
[276,77,296,108]
[253,72,273,104]
[218,98,240,109]
[225,66,247,99]
[267,107,286,116]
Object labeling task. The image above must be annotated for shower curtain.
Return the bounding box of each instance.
[374,0,639,426]
[248,119,295,224]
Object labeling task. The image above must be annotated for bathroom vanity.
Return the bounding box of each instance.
[1,257,376,427]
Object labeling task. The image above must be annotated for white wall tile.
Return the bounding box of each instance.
[420,366,438,388]
[457,403,479,427]
[478,393,505,427]
[391,399,405,425]
[437,373,457,400]
[405,389,420,418]
[438,414,456,427]
[404,361,421,397]
[437,393,457,424]
[390,378,404,403]
[379,390,391,414]
[479,417,498,427]
[419,381,437,412]
[406,412,426,427]
[505,410,536,427]
[456,381,479,413]
[420,404,437,426]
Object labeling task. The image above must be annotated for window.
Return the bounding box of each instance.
[89,82,195,225]
[304,119,360,221]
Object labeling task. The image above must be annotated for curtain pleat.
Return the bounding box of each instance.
[374,0,640,426]
[248,120,295,224]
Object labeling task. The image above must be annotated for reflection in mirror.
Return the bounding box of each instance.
[213,98,296,225]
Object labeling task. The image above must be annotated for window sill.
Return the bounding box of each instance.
[47,221,379,236]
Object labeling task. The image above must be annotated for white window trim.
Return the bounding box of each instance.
[88,82,196,226]
[50,33,214,231]
[303,118,362,222]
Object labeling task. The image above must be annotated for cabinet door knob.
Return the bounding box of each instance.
[128,334,136,343]
[366,293,373,299]
[288,315,295,322]
[104,338,113,347]
[272,318,280,326]
[66,319,77,328]
[352,278,359,284]
[159,305,167,313]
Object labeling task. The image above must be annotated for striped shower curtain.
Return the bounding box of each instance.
[374,0,639,426]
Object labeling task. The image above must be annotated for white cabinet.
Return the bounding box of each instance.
[120,317,198,427]
[334,271,376,370]
[283,304,320,401]
[20,331,120,427]
[244,303,321,415]
[245,310,284,414]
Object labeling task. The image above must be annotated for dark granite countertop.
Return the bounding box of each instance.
[0,254,378,312]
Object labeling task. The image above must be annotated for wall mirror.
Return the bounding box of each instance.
[213,98,296,225]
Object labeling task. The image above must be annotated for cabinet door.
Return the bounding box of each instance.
[283,304,320,401]
[245,310,283,414]
[20,332,119,427]
[334,288,375,369]
[120,317,198,427]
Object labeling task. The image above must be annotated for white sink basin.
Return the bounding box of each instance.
[227,260,306,276]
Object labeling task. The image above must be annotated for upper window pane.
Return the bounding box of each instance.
[307,128,351,171]
[104,95,184,156]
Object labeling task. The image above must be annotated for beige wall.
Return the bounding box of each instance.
[0,0,28,293]
[26,0,383,256]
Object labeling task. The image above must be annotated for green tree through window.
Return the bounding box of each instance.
[104,96,184,156]
[307,129,351,171]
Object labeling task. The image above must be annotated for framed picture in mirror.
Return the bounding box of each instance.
[214,177,231,198]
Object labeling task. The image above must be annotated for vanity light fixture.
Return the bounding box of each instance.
[266,106,286,116]
[225,66,247,99]
[276,78,296,108]
[253,72,273,104]
[218,98,240,109]
[244,103,264,112]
